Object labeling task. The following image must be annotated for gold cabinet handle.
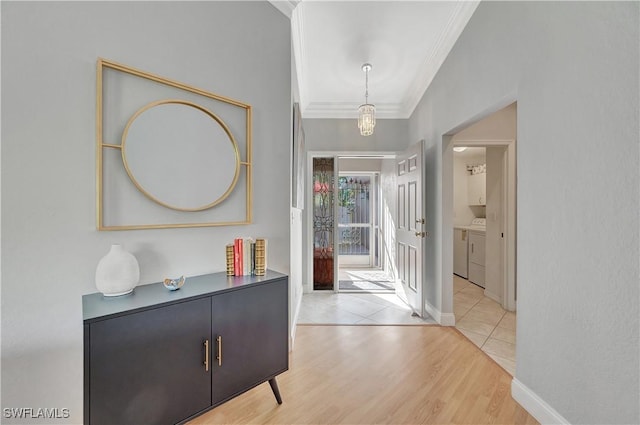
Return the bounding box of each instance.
[216,335,222,366]
[204,339,209,372]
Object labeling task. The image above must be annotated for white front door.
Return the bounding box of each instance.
[396,141,425,316]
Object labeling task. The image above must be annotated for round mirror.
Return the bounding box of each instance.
[121,100,240,211]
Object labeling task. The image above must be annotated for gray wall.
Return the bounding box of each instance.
[303,118,409,152]
[338,158,383,172]
[1,2,291,422]
[409,1,638,423]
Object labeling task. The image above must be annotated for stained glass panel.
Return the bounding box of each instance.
[312,158,334,290]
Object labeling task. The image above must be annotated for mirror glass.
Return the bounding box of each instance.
[122,102,239,211]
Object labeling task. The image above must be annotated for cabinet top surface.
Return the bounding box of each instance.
[454,225,486,235]
[82,270,287,322]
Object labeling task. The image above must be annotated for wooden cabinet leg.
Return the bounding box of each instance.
[268,378,283,404]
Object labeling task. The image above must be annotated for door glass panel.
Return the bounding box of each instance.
[313,158,334,290]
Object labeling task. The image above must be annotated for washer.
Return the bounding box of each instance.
[453,218,486,281]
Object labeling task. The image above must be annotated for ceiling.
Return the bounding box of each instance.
[453,146,486,159]
[270,1,479,119]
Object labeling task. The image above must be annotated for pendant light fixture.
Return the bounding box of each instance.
[358,63,376,136]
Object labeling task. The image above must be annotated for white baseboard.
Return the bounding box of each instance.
[440,312,456,326]
[424,301,456,326]
[511,378,570,425]
[484,288,502,304]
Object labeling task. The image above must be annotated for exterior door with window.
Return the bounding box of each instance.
[396,141,425,316]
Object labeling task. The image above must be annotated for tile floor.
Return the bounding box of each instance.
[338,268,395,291]
[297,291,437,325]
[453,274,517,375]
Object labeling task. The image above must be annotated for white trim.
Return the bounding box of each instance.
[511,379,571,425]
[439,312,455,326]
[290,285,303,351]
[291,5,308,112]
[267,0,299,19]
[483,288,502,304]
[293,1,480,119]
[303,102,407,119]
[504,140,517,311]
[402,1,480,118]
[425,300,455,326]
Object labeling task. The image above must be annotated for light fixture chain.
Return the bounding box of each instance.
[365,67,369,104]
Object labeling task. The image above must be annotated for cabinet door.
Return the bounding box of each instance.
[88,298,212,425]
[469,232,486,265]
[468,262,486,288]
[453,229,468,278]
[211,279,288,405]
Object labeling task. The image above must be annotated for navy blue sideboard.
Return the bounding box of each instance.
[83,270,289,424]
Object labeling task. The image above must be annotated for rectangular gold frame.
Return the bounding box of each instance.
[96,58,252,230]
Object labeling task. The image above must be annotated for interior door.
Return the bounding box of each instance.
[396,141,425,316]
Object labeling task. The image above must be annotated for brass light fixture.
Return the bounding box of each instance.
[358,63,375,136]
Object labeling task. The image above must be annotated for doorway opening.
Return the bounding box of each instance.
[301,150,433,325]
[310,155,394,293]
[444,102,517,375]
[337,173,393,292]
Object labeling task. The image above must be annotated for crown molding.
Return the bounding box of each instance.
[302,102,407,119]
[402,0,480,118]
[290,0,479,120]
[267,0,300,19]
[291,5,308,112]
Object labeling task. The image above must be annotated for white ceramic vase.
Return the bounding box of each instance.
[95,244,140,297]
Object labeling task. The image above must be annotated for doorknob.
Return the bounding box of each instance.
[415,231,426,237]
[415,218,425,224]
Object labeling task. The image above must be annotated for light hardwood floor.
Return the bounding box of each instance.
[189,326,538,424]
